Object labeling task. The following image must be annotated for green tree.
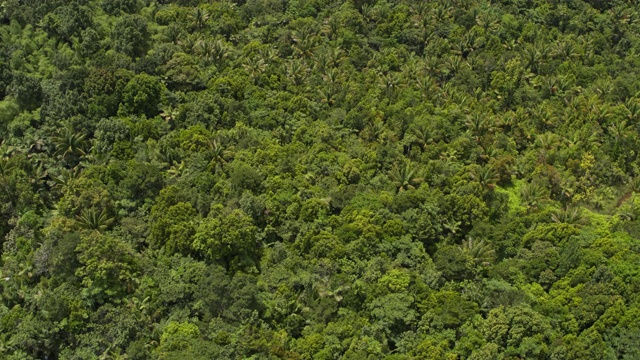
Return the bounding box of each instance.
[118,73,165,117]
[111,14,150,58]
[192,209,260,270]
[75,232,139,304]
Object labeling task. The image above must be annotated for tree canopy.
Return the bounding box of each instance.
[1,0,640,358]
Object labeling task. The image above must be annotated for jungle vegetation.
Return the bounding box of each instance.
[1,0,640,359]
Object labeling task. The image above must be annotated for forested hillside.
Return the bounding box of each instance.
[1,0,640,358]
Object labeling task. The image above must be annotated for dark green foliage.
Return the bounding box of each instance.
[101,0,139,15]
[7,73,42,111]
[1,0,640,358]
[119,73,165,117]
[111,14,150,58]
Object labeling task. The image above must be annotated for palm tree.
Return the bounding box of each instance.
[379,71,401,98]
[167,161,186,179]
[258,46,279,67]
[535,42,552,62]
[52,167,82,190]
[424,55,444,77]
[363,120,392,144]
[178,33,199,54]
[521,43,541,73]
[320,67,345,104]
[608,118,631,142]
[325,46,346,69]
[76,208,115,232]
[315,277,350,303]
[28,161,48,189]
[159,106,179,124]
[478,144,498,164]
[465,114,490,140]
[630,176,640,193]
[624,97,640,122]
[243,57,267,85]
[460,237,495,266]
[551,207,585,225]
[195,38,215,65]
[20,134,47,155]
[415,74,435,93]
[158,145,180,166]
[321,16,340,40]
[443,218,461,235]
[0,157,16,178]
[520,181,547,211]
[210,39,231,67]
[476,7,499,32]
[0,141,16,159]
[452,33,476,59]
[53,126,87,160]
[552,40,580,60]
[389,163,424,192]
[535,132,559,164]
[470,166,498,190]
[285,59,309,87]
[444,54,468,75]
[0,156,16,204]
[291,29,318,59]
[409,123,433,151]
[617,198,636,221]
[189,7,210,30]
[207,138,234,172]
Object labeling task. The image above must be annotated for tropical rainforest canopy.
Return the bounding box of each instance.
[1,0,640,358]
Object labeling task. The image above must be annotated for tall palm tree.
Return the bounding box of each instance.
[465,114,490,140]
[363,120,392,144]
[195,38,215,65]
[158,145,180,166]
[460,237,495,266]
[53,126,87,160]
[0,156,16,204]
[535,132,559,164]
[189,7,210,30]
[552,40,580,60]
[476,7,499,32]
[409,123,433,152]
[379,71,401,98]
[624,97,640,122]
[630,176,640,193]
[210,39,231,67]
[321,16,340,40]
[0,157,16,178]
[315,277,350,303]
[243,57,267,85]
[470,166,498,190]
[321,67,345,103]
[389,163,424,192]
[52,167,82,190]
[551,207,585,225]
[207,138,234,172]
[520,181,547,211]
[167,161,186,179]
[178,33,199,54]
[415,74,435,93]
[291,30,318,59]
[521,43,541,73]
[285,59,309,87]
[76,208,115,233]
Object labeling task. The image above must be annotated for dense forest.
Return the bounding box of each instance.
[1,0,640,358]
